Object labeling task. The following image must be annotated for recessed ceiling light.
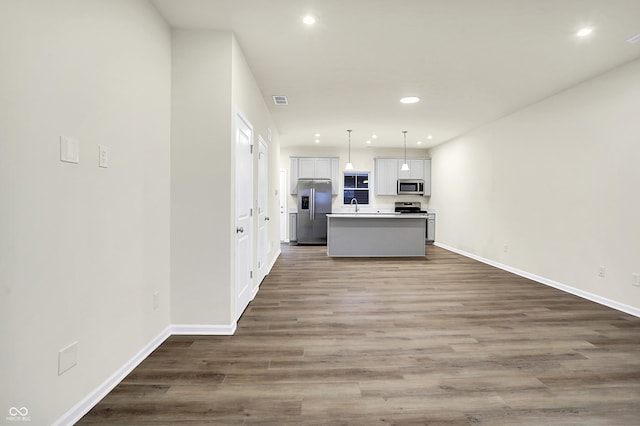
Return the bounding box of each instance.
[314,139,320,143]
[417,141,422,145]
[576,27,593,37]
[427,135,433,139]
[372,134,377,139]
[302,15,316,25]
[314,133,320,137]
[366,140,371,144]
[400,96,420,104]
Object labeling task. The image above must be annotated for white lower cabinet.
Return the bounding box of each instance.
[289,212,297,243]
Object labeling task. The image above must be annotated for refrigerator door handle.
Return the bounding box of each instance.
[310,188,314,221]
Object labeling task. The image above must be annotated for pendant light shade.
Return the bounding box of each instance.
[345,129,354,170]
[401,130,410,171]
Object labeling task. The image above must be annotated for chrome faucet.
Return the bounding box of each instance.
[350,197,359,212]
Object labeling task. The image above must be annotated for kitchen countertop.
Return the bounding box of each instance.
[327,213,427,218]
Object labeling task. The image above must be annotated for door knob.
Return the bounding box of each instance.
[236,226,244,233]
[265,217,270,221]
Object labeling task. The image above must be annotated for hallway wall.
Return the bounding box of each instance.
[0,1,172,423]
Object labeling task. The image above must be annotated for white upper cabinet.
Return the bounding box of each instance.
[298,157,331,179]
[375,158,431,196]
[290,157,299,194]
[313,158,332,179]
[423,159,431,196]
[398,159,425,180]
[374,158,399,196]
[290,157,339,195]
[330,158,339,195]
[298,158,315,178]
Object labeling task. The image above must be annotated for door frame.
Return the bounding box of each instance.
[257,136,269,286]
[279,169,287,242]
[234,109,254,322]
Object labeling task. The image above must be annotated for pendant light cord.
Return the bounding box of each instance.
[403,130,407,164]
[347,129,352,163]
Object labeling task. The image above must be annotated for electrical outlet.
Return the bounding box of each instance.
[598,266,606,277]
[503,244,509,253]
[153,292,159,310]
[58,341,78,375]
[632,273,640,287]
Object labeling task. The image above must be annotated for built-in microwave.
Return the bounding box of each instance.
[397,179,424,195]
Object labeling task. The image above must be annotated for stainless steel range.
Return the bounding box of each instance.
[394,202,435,244]
[394,201,425,214]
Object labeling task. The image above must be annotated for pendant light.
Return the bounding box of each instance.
[401,130,410,171]
[345,129,354,170]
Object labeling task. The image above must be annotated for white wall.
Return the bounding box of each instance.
[429,58,640,312]
[170,30,234,325]
[171,31,282,326]
[0,1,171,423]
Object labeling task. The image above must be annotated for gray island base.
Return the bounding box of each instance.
[327,213,427,257]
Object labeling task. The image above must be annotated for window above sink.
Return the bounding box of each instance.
[343,172,369,205]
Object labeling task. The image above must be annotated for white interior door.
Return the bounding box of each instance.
[235,112,253,321]
[279,169,287,241]
[257,138,269,285]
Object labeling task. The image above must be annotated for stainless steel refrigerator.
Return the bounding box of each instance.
[297,179,332,244]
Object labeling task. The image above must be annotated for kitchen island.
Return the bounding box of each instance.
[326,213,427,257]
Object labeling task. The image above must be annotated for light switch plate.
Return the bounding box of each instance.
[60,136,79,164]
[99,145,109,168]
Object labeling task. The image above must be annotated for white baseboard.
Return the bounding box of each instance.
[53,325,172,426]
[54,322,237,425]
[434,242,640,318]
[252,249,282,299]
[171,323,237,335]
[267,248,281,273]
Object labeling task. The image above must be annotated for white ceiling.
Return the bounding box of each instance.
[152,0,640,149]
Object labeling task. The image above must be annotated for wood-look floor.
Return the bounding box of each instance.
[79,244,640,425]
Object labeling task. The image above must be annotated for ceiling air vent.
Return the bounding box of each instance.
[626,33,640,44]
[272,95,288,105]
